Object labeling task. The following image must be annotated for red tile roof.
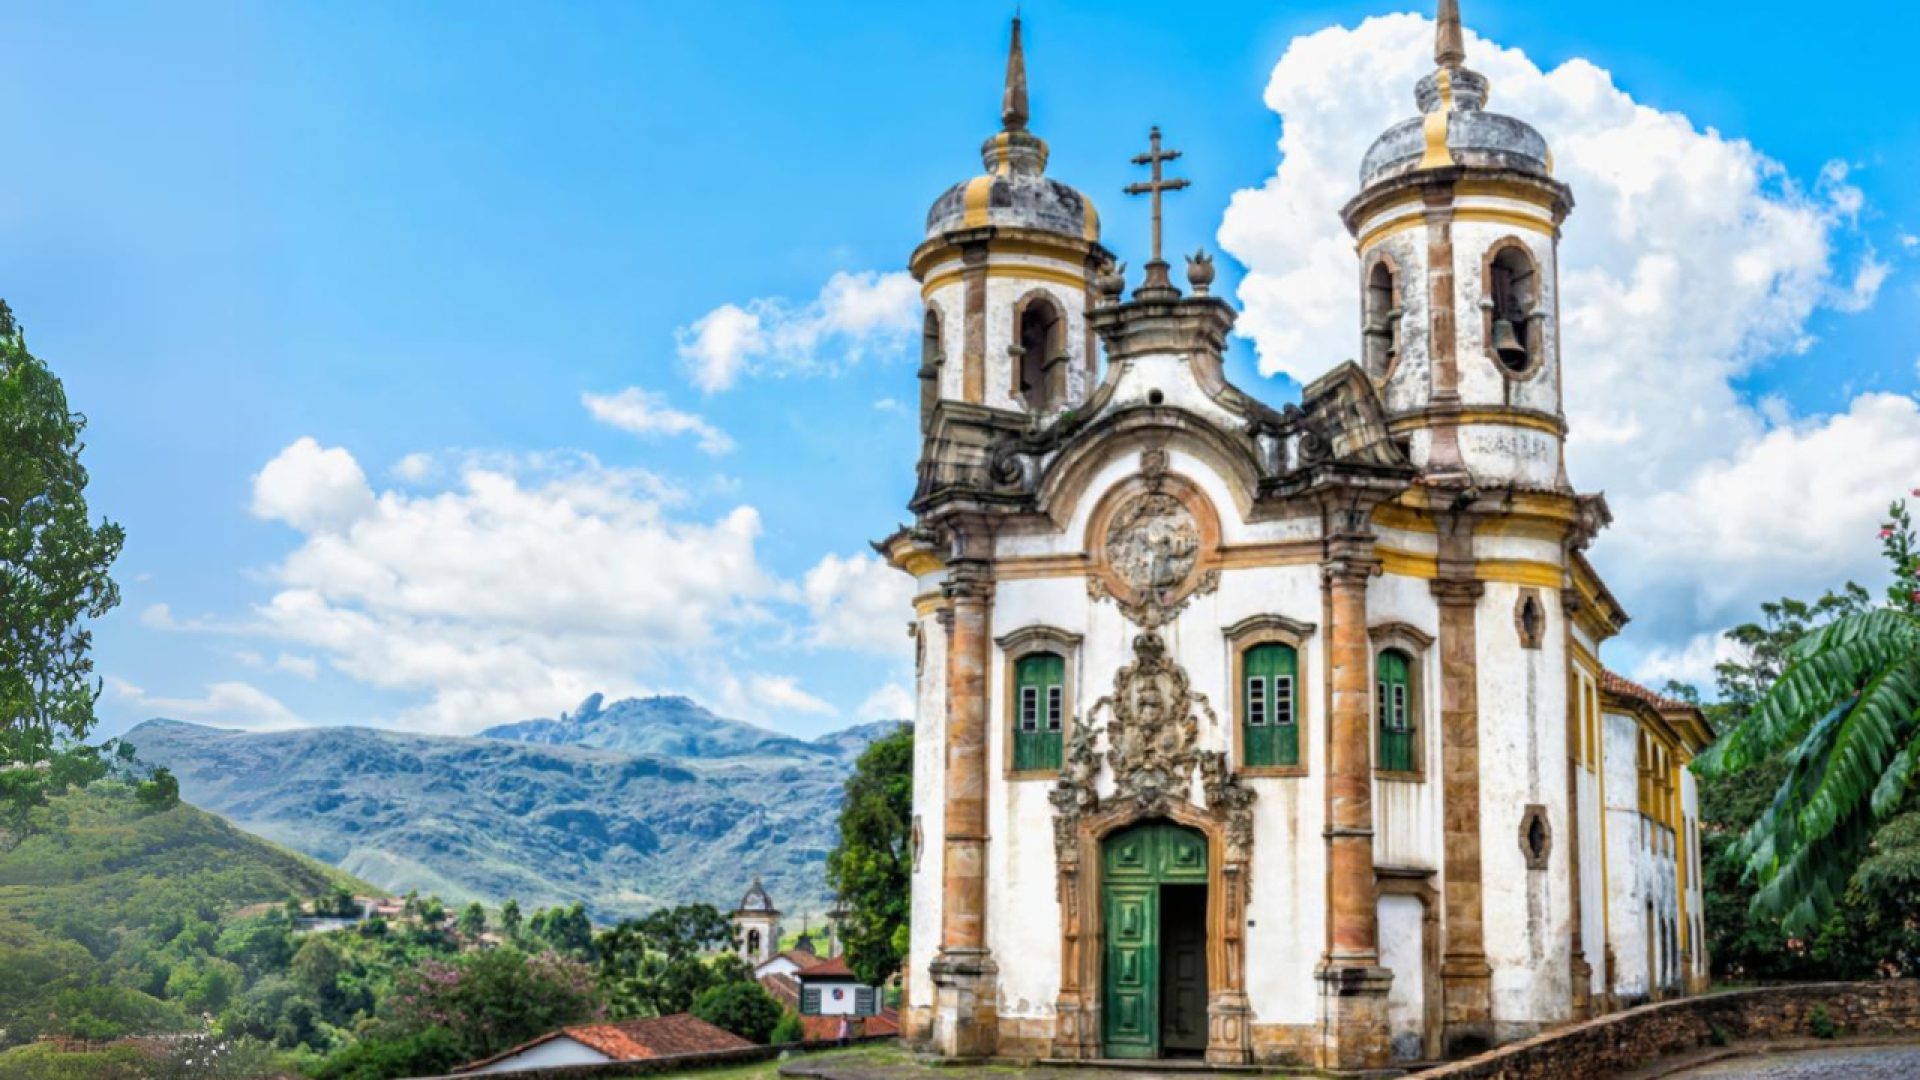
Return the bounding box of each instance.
[796,955,856,979]
[759,972,801,1010]
[775,947,825,969]
[1601,670,1695,713]
[457,1014,750,1072]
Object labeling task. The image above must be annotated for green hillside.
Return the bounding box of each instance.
[0,782,373,1045]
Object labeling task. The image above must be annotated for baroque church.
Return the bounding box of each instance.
[880,2,1713,1070]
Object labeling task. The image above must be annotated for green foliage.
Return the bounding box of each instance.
[135,767,180,812]
[770,1009,806,1045]
[527,900,592,958]
[384,946,601,1064]
[826,724,912,986]
[0,300,125,823]
[0,783,370,1045]
[499,898,522,938]
[1698,498,1920,935]
[1809,1003,1838,1039]
[595,903,737,1017]
[310,1028,461,1080]
[456,901,486,938]
[0,1033,287,1080]
[690,980,783,1044]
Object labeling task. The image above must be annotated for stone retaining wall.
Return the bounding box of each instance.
[1416,981,1920,1079]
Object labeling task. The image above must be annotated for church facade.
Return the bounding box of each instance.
[880,4,1712,1069]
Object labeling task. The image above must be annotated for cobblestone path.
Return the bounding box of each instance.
[1664,1044,1920,1077]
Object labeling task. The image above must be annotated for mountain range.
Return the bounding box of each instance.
[127,695,903,923]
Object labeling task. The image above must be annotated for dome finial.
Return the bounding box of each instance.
[1435,0,1466,69]
[1002,16,1029,132]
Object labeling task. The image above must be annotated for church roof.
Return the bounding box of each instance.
[924,18,1099,244]
[1359,1,1553,188]
[734,876,775,914]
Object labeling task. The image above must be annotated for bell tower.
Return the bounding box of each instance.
[1341,0,1574,491]
[911,18,1110,431]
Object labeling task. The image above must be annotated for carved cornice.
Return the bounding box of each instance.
[1367,620,1436,650]
[994,624,1085,652]
[1223,613,1318,646]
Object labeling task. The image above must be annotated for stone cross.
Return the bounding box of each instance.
[1124,126,1189,295]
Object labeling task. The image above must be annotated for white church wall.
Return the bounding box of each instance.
[1379,893,1429,1062]
[924,279,967,401]
[467,1037,611,1074]
[1450,215,1560,413]
[1368,227,1432,418]
[1601,710,1649,1002]
[1475,580,1573,1033]
[908,610,949,1013]
[1575,762,1608,999]
[1681,767,1705,981]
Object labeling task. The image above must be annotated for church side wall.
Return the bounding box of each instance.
[908,603,949,1022]
[1372,228,1432,418]
[1601,710,1650,1004]
[1476,579,1573,1038]
[926,279,967,402]
[1367,571,1444,874]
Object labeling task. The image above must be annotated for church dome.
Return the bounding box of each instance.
[1359,2,1551,188]
[736,876,774,913]
[924,19,1100,243]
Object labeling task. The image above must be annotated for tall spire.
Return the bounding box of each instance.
[1435,0,1466,69]
[1001,17,1029,132]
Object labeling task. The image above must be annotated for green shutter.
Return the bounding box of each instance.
[1013,652,1065,772]
[1242,643,1298,768]
[1377,649,1413,772]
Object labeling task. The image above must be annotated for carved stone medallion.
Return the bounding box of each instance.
[1105,492,1199,598]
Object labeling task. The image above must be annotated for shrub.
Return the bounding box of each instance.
[769,1009,806,1045]
[1808,1004,1838,1040]
[690,980,783,1044]
[312,1028,462,1080]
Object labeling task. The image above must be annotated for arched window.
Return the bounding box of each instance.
[1376,648,1415,772]
[746,928,761,957]
[1015,295,1063,412]
[1485,243,1541,376]
[1241,643,1299,769]
[1362,260,1401,379]
[919,307,944,430]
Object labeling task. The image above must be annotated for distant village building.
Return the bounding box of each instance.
[457,1015,751,1074]
[730,877,781,966]
[882,3,1711,1070]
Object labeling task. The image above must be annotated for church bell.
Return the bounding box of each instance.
[1491,317,1527,368]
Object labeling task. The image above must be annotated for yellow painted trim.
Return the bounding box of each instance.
[993,553,1090,581]
[1082,196,1100,242]
[1372,502,1437,535]
[1377,547,1438,579]
[962,175,994,228]
[913,592,948,618]
[1476,558,1565,590]
[922,263,1088,299]
[1356,214,1424,253]
[897,550,945,577]
[1416,70,1455,170]
[1452,207,1556,236]
[1454,177,1562,207]
[1568,636,1601,675]
[994,541,1322,582]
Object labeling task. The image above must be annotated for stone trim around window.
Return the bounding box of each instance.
[997,624,1083,780]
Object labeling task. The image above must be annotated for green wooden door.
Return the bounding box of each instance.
[1101,821,1209,1059]
[1377,649,1413,772]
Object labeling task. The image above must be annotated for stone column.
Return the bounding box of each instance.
[1316,538,1392,1071]
[960,243,988,404]
[929,561,997,1057]
[1433,552,1494,1054]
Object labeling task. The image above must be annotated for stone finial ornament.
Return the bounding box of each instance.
[1002,16,1029,132]
[1435,0,1466,69]
[1186,249,1215,295]
[1094,260,1128,304]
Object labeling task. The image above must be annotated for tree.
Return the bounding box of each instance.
[770,1009,806,1045]
[500,898,523,939]
[1699,495,1920,934]
[528,901,593,958]
[690,980,783,1044]
[595,904,737,1018]
[136,766,180,811]
[457,901,487,939]
[826,724,913,985]
[387,946,601,1062]
[0,299,125,821]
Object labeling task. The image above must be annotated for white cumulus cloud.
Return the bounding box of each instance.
[677,270,920,393]
[111,678,302,731]
[857,681,915,722]
[252,436,376,533]
[802,551,917,657]
[583,387,734,455]
[748,674,837,717]
[1219,13,1908,683]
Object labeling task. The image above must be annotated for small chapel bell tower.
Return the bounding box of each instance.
[912,18,1111,430]
[1341,0,1574,491]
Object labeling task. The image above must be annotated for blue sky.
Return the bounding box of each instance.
[4,1,1916,739]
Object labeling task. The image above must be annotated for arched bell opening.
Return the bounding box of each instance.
[1483,241,1543,378]
[1014,292,1066,413]
[1362,257,1402,382]
[919,306,945,431]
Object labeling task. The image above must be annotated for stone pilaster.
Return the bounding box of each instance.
[1316,540,1392,1071]
[1433,556,1493,1055]
[1564,589,1593,1021]
[960,242,988,405]
[931,560,997,1057]
[1422,184,1467,482]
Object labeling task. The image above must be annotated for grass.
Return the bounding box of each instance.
[644,1042,913,1080]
